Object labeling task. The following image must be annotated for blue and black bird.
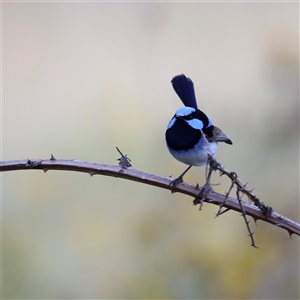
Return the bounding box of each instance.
[165,74,232,186]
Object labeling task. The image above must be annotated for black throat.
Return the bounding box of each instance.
[166,118,202,150]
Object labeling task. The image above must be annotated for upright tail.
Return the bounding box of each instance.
[171,74,198,109]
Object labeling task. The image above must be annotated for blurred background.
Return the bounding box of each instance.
[2,1,299,299]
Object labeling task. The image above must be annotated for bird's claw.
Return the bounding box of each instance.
[169,176,184,193]
[193,183,212,209]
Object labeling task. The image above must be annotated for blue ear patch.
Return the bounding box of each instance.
[186,118,204,130]
[167,117,176,129]
[171,74,198,109]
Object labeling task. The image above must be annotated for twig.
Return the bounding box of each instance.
[116,147,132,169]
[236,188,258,248]
[214,158,273,216]
[202,155,272,246]
[215,171,237,217]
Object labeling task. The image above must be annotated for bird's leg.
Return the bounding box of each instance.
[169,165,192,193]
[193,155,218,209]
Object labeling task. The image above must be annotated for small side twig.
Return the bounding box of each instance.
[199,155,274,247]
[116,147,132,169]
[215,171,237,217]
[236,188,258,248]
[215,160,273,216]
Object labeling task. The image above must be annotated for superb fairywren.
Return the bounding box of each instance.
[165,74,232,187]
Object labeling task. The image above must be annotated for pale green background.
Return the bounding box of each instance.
[2,1,299,299]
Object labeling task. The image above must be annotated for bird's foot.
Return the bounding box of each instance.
[169,165,192,194]
[169,176,184,194]
[193,182,212,210]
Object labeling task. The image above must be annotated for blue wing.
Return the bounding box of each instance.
[171,74,198,109]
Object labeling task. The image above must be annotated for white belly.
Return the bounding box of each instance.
[168,140,218,166]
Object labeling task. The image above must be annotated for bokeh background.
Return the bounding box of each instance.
[2,1,299,299]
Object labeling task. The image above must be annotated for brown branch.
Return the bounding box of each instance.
[1,156,299,238]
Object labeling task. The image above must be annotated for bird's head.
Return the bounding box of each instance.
[168,106,213,131]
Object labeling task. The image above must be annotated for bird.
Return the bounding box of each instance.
[165,74,232,188]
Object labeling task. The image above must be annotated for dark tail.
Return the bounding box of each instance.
[171,74,198,109]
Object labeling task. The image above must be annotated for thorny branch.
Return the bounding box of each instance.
[1,153,299,246]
